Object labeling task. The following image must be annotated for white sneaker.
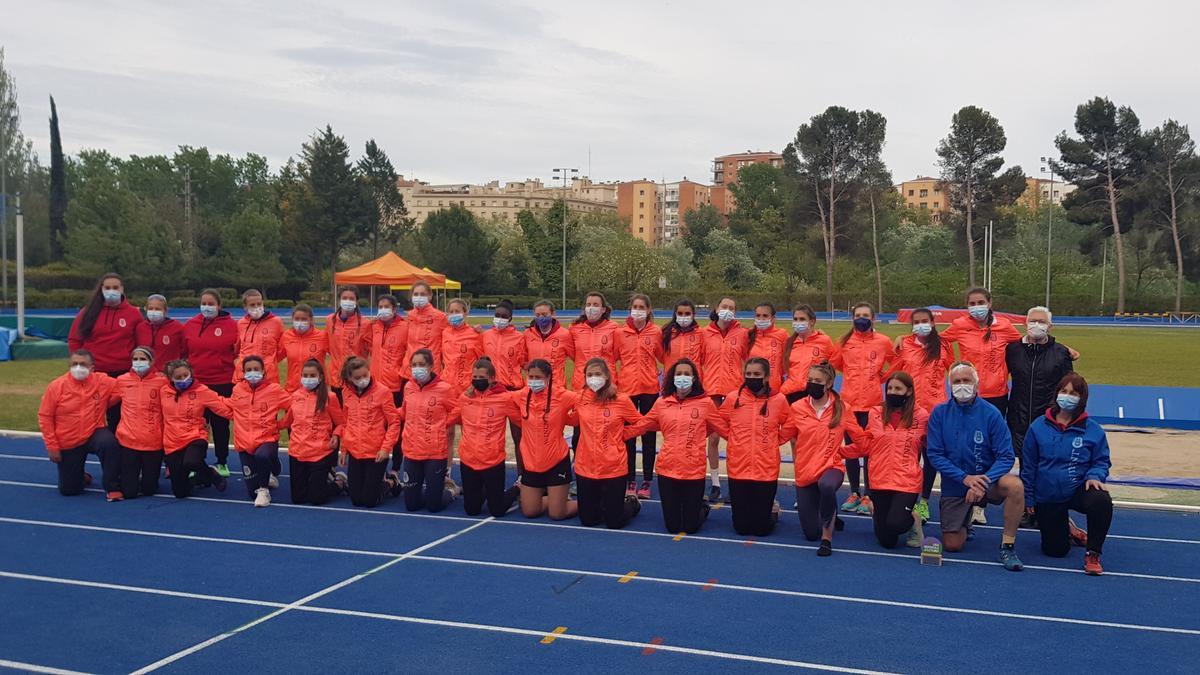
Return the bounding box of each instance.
[971,505,987,525]
[254,487,271,508]
[268,475,279,489]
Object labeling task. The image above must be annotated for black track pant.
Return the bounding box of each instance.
[657,475,708,534]
[1035,485,1113,556]
[56,428,120,495]
[205,382,234,465]
[347,455,389,508]
[289,452,339,505]
[402,458,452,513]
[625,393,659,481]
[390,390,405,471]
[164,439,219,498]
[729,478,778,536]
[796,468,843,541]
[869,489,919,548]
[461,461,518,517]
[577,475,639,529]
[120,447,163,498]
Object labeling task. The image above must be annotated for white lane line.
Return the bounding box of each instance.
[128,518,492,674]
[2,480,1197,584]
[0,570,285,608]
[0,658,92,675]
[832,511,1200,546]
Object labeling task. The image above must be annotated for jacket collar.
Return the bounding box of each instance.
[1045,407,1088,431]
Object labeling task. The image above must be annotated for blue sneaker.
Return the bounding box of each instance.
[839,493,861,512]
[999,544,1023,571]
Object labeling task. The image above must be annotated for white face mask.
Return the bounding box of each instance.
[247,306,264,320]
[353,376,371,390]
[244,370,264,385]
[527,379,547,393]
[675,315,693,328]
[339,299,357,313]
[377,307,394,321]
[952,383,976,403]
[301,376,320,391]
[792,320,809,334]
[69,365,91,381]
[717,309,735,322]
[584,306,603,321]
[200,305,218,319]
[102,289,122,304]
[146,309,165,324]
[912,323,932,337]
[132,359,151,376]
[968,305,990,321]
[586,375,606,392]
[412,295,430,308]
[629,309,648,322]
[493,317,511,329]
[293,320,310,333]
[1027,321,1049,339]
[754,318,772,330]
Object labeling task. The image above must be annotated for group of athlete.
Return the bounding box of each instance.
[38,273,1114,575]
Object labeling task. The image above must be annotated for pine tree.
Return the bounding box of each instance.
[49,96,66,261]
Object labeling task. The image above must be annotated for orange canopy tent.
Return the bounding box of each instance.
[333,252,446,287]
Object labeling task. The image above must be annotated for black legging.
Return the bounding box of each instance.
[657,475,708,534]
[461,461,518,517]
[921,447,937,500]
[796,468,843,541]
[577,475,639,529]
[844,411,869,494]
[1035,485,1113,556]
[104,370,125,433]
[56,428,121,495]
[164,439,220,498]
[289,452,340,506]
[347,455,389,508]
[390,390,405,472]
[205,382,234,465]
[869,489,919,548]
[728,478,778,536]
[120,447,163,498]
[625,393,659,482]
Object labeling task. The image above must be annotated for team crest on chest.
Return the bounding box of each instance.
[215,328,222,337]
[162,335,170,345]
[1072,437,1083,448]
[119,318,127,328]
[973,430,984,444]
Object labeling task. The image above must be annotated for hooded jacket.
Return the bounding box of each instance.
[569,318,619,390]
[510,386,579,473]
[229,379,290,450]
[135,318,185,373]
[234,312,285,382]
[925,396,1014,497]
[616,319,663,397]
[719,389,791,482]
[941,315,1021,399]
[38,371,118,453]
[398,375,460,461]
[481,324,528,390]
[160,381,234,452]
[68,299,144,373]
[456,386,521,470]
[524,321,575,387]
[829,330,895,412]
[279,387,345,463]
[182,311,239,385]
[627,393,725,480]
[279,327,330,392]
[112,370,169,451]
[1020,410,1110,505]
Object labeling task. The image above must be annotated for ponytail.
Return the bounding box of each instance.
[810,360,843,428]
[303,358,330,413]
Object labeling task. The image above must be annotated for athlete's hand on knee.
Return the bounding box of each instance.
[47,449,61,463]
[1085,479,1107,492]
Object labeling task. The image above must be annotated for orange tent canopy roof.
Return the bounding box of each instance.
[333,251,446,286]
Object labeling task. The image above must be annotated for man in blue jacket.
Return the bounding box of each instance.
[927,362,1026,570]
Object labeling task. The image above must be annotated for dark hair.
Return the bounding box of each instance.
[840,302,875,346]
[165,359,193,400]
[70,348,95,365]
[582,357,616,402]
[293,303,314,320]
[662,298,697,352]
[628,293,652,312]
[966,287,994,342]
[329,290,363,335]
[574,292,612,324]
[338,286,360,301]
[494,299,515,318]
[1053,372,1090,418]
[410,348,435,369]
[523,359,554,419]
[77,273,124,339]
[411,281,433,295]
[748,302,776,350]
[199,288,223,308]
[809,360,844,428]
[910,307,944,365]
[884,371,916,428]
[661,357,705,398]
[341,356,369,389]
[533,299,556,312]
[241,355,265,370]
[377,294,398,309]
[783,304,817,368]
[301,358,329,413]
[734,357,772,416]
[709,296,736,323]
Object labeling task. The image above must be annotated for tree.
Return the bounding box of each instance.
[49,96,66,261]
[518,201,578,297]
[785,106,886,312]
[697,228,763,290]
[1142,120,1198,312]
[416,205,497,290]
[860,159,893,310]
[681,203,722,259]
[357,139,410,256]
[936,106,1023,287]
[660,239,699,289]
[727,162,795,260]
[215,203,287,288]
[570,225,668,293]
[480,216,536,294]
[1055,97,1142,313]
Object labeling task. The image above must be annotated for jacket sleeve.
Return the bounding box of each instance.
[924,407,966,485]
[1019,425,1040,504]
[328,396,346,436]
[37,381,62,452]
[706,399,730,439]
[828,342,844,370]
[381,394,402,450]
[277,410,293,431]
[444,396,462,427]
[840,412,869,456]
[623,401,658,439]
[842,409,880,459]
[984,408,1015,484]
[202,389,235,419]
[1087,427,1112,483]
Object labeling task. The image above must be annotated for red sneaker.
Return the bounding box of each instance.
[1068,519,1088,548]
[636,480,651,500]
[1084,551,1103,576]
[106,491,124,502]
[626,481,636,496]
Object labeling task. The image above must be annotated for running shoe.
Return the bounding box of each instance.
[972,505,987,525]
[625,494,642,517]
[1019,510,1038,530]
[332,470,349,495]
[254,487,271,508]
[905,526,922,548]
[771,500,781,523]
[913,499,930,524]
[216,463,231,478]
[268,474,279,489]
[1068,519,1088,547]
[626,481,637,497]
[386,471,403,497]
[817,539,833,557]
[856,495,874,516]
[211,467,228,492]
[707,484,722,503]
[966,526,976,541]
[999,544,1023,571]
[569,481,578,497]
[840,493,861,512]
[834,516,845,532]
[1084,551,1103,576]
[106,491,124,502]
[637,480,652,500]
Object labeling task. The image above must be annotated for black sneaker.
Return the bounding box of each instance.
[1019,512,1038,530]
[817,539,833,557]
[707,484,722,503]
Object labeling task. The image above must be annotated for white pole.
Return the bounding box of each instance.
[15,191,24,338]
[1045,172,1054,307]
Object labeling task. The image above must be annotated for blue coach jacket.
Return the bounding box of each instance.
[926,397,1014,498]
[1019,410,1111,505]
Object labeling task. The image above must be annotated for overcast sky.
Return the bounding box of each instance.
[3,0,1197,186]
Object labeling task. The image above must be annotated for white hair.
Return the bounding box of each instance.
[1026,305,1053,323]
[949,361,979,383]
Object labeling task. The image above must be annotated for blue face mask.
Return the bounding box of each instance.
[411,366,430,384]
[853,317,872,332]
[300,376,320,391]
[534,316,554,330]
[527,379,547,393]
[102,289,122,304]
[1057,393,1080,411]
[200,305,218,319]
[448,313,466,327]
[244,370,264,385]
[912,323,932,337]
[132,360,151,376]
[173,378,193,392]
[968,305,990,321]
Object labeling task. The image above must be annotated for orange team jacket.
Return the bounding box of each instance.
[339,381,401,460]
[940,315,1021,399]
[844,406,929,494]
[566,390,643,479]
[442,324,484,394]
[829,331,895,412]
[783,394,868,486]
[780,330,836,395]
[229,379,290,451]
[278,388,346,463]
[892,335,954,412]
[748,326,790,391]
[569,319,619,390]
[368,317,409,393]
[234,313,285,382]
[482,325,528,390]
[38,372,118,453]
[524,321,575,388]
[702,321,749,397]
[279,328,329,392]
[160,382,234,453]
[628,394,727,480]
[112,371,168,451]
[325,312,371,389]
[456,387,522,470]
[397,376,460,461]
[662,323,706,378]
[405,304,448,366]
[510,386,580,473]
[616,320,664,397]
[718,390,792,482]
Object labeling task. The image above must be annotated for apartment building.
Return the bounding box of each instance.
[1018,177,1077,210]
[399,176,617,225]
[617,180,661,246]
[710,150,784,215]
[896,176,951,221]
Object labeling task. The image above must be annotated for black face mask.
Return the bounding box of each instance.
[885,393,910,408]
[744,377,765,394]
[471,378,490,392]
[805,381,826,399]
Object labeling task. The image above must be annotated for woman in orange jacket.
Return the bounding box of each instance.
[570,292,619,390]
[397,348,461,512]
[457,357,522,517]
[702,296,748,502]
[279,359,347,506]
[719,357,792,537]
[568,358,644,529]
[511,359,579,520]
[617,293,663,498]
[113,346,168,498]
[780,304,835,404]
[891,307,952,508]
[230,355,291,507]
[338,356,402,508]
[626,358,725,534]
[748,303,789,392]
[279,304,329,392]
[326,288,371,396]
[525,300,575,387]
[940,287,1024,415]
[367,294,409,471]
[662,298,705,378]
[405,281,448,365]
[482,299,527,471]
[442,298,483,393]
[234,289,285,383]
[38,350,121,498]
[784,361,868,556]
[159,359,233,498]
[843,371,929,549]
[830,302,895,515]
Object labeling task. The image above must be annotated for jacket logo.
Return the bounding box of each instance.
[869,351,877,361]
[427,398,439,407]
[149,390,158,400]
[188,392,197,400]
[308,344,316,353]
[507,347,515,357]
[486,407,495,418]
[259,404,268,412]
[601,336,609,345]
[118,318,127,327]
[690,409,700,419]
[973,430,984,444]
[551,338,559,347]
[603,408,611,418]
[215,328,223,337]
[162,336,170,345]
[1072,437,1083,449]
